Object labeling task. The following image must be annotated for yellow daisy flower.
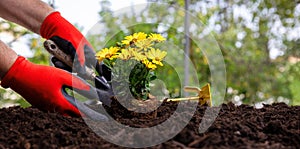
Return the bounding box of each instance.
[121,36,133,45]
[121,32,147,45]
[134,32,147,41]
[142,59,157,70]
[95,47,119,62]
[146,48,167,66]
[132,50,147,61]
[148,33,166,42]
[135,39,153,51]
[118,48,133,60]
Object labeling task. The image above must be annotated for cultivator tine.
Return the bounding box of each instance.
[164,84,212,107]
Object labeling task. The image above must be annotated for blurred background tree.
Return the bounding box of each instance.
[0,0,299,108]
[90,0,300,106]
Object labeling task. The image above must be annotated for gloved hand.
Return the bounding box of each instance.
[0,56,107,120]
[40,11,111,81]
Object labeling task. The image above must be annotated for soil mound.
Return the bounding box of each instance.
[0,101,299,148]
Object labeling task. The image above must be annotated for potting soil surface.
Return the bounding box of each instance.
[0,100,299,149]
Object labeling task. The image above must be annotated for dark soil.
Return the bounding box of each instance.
[0,100,299,149]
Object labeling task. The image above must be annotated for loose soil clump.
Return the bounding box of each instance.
[0,100,299,148]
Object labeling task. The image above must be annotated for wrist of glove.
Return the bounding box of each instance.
[40,11,111,84]
[1,56,91,117]
[40,12,96,77]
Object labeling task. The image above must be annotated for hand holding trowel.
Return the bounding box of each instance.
[44,39,114,121]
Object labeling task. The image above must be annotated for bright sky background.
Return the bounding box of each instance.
[53,0,147,34]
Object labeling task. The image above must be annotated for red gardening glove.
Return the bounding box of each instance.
[40,11,111,81]
[0,56,107,120]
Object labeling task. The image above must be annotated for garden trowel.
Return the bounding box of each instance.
[164,83,212,107]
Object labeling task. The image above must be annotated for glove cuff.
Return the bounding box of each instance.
[1,56,26,88]
[40,11,63,39]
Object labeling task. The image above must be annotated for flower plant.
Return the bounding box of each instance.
[96,32,167,100]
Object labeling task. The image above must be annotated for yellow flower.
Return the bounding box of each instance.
[132,50,147,61]
[121,32,147,45]
[146,48,167,66]
[135,39,153,51]
[118,47,147,61]
[121,36,132,45]
[134,32,147,41]
[95,47,119,62]
[142,59,157,70]
[148,33,166,42]
[118,48,133,60]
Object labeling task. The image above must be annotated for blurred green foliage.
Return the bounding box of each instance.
[89,0,300,105]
